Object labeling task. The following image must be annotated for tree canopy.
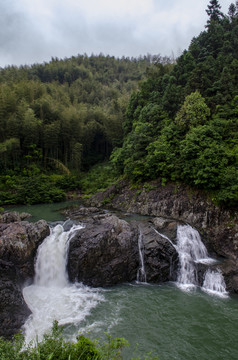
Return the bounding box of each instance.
[0,54,154,204]
[111,1,238,207]
[1,1,238,208]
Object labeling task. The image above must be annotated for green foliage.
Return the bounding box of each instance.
[0,54,153,204]
[175,91,210,128]
[98,333,129,359]
[206,0,224,27]
[80,162,120,196]
[1,4,238,208]
[0,55,151,174]
[112,3,238,208]
[179,125,232,188]
[0,170,81,205]
[0,322,157,360]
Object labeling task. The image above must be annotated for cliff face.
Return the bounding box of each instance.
[88,179,238,292]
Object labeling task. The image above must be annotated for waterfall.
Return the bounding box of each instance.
[22,223,104,343]
[176,225,226,296]
[137,229,147,283]
[202,269,228,298]
[34,224,76,287]
[176,225,208,290]
[153,228,177,250]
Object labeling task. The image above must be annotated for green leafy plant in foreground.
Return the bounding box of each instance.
[0,322,159,360]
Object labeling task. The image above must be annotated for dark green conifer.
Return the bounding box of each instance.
[206,0,224,27]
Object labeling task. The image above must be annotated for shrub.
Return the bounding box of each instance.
[0,322,126,360]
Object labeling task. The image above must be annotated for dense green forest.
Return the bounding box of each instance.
[111,0,238,207]
[0,53,154,204]
[0,0,238,208]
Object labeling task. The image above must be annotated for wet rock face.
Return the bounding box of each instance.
[88,180,238,251]
[138,223,179,283]
[68,214,139,286]
[0,219,50,279]
[67,211,179,287]
[0,213,49,339]
[0,259,31,339]
[219,259,238,293]
[151,217,178,243]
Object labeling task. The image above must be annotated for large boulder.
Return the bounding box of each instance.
[68,213,139,286]
[0,219,50,279]
[67,209,179,287]
[0,211,31,223]
[0,213,49,338]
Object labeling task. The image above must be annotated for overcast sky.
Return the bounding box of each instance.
[0,0,233,68]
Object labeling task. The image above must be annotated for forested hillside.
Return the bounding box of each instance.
[0,54,153,204]
[111,0,238,207]
[1,0,237,208]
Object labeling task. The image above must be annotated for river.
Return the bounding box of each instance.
[9,202,238,359]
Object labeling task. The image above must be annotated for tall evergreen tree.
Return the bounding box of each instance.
[228,3,236,19]
[206,0,224,26]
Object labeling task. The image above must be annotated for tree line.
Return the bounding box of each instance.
[111,0,238,207]
[1,0,237,208]
[0,54,154,204]
[0,54,154,172]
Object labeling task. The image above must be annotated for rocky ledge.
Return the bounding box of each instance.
[66,210,178,286]
[87,179,238,292]
[0,212,49,339]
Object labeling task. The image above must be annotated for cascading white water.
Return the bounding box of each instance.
[23,223,104,344]
[154,228,177,250]
[34,224,74,287]
[202,269,228,298]
[137,229,147,283]
[176,225,219,291]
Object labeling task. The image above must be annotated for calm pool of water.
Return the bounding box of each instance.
[6,200,81,222]
[76,282,238,360]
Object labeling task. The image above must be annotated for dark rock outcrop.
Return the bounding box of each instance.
[0,219,50,279]
[67,210,179,287]
[0,213,49,339]
[0,259,31,339]
[138,222,178,283]
[151,217,178,243]
[68,213,139,286]
[219,259,238,293]
[88,180,238,292]
[0,211,31,223]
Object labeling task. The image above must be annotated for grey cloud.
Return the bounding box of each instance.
[0,1,25,48]
[0,0,234,67]
[0,0,48,66]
